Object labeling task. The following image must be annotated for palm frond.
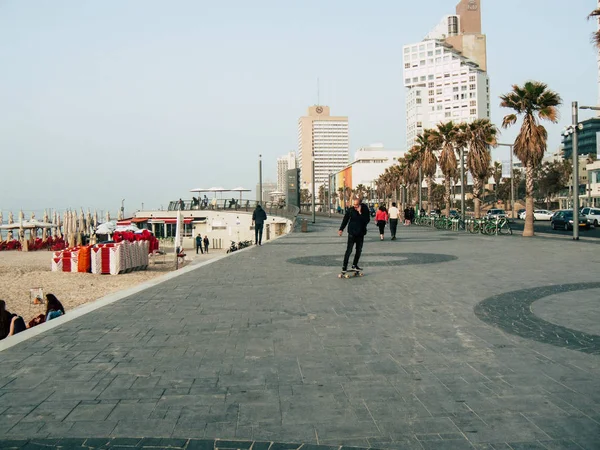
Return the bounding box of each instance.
[502,114,517,128]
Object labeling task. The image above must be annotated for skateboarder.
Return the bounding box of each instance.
[338,197,370,274]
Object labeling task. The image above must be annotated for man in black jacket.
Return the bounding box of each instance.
[252,204,267,245]
[338,197,370,273]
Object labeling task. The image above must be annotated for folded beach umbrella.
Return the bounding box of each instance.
[42,210,49,241]
[8,211,13,240]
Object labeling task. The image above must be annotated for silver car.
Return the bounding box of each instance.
[581,207,600,227]
[486,209,507,219]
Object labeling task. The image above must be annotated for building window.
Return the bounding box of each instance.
[436,89,442,95]
[404,63,410,69]
[413,77,418,82]
[453,87,459,92]
[469,84,476,90]
[420,76,426,81]
[417,122,422,127]
[428,74,434,80]
[470,109,477,115]
[454,94,460,100]
[445,112,451,118]
[429,98,435,104]
[404,47,410,54]
[461,85,467,91]
[416,98,422,104]
[470,100,477,106]
[437,105,443,110]
[428,82,435,88]
[469,75,476,82]
[405,78,411,84]
[427,51,433,56]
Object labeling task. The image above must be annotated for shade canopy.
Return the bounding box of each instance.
[207,187,228,192]
[190,188,210,193]
[230,187,251,192]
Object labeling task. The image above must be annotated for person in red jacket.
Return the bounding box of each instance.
[375,205,389,240]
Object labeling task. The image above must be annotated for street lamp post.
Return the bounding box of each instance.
[311,151,316,223]
[459,148,465,217]
[259,154,263,205]
[572,102,580,241]
[328,173,332,218]
[497,143,515,219]
[418,167,423,214]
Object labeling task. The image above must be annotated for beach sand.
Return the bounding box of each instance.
[0,247,221,323]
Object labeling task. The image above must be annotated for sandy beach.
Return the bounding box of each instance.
[0,247,221,323]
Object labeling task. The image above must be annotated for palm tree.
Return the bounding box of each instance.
[589,5,600,48]
[430,121,460,216]
[464,119,498,218]
[500,81,562,236]
[415,129,437,210]
[354,184,368,201]
[492,161,503,203]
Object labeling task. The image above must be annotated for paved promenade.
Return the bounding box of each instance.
[1,218,599,449]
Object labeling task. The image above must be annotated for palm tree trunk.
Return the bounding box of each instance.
[523,161,535,237]
[444,176,451,217]
[473,178,481,219]
[427,177,432,211]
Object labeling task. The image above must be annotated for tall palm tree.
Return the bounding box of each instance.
[464,119,498,218]
[492,161,503,203]
[430,121,460,216]
[500,81,562,236]
[415,129,437,210]
[589,4,600,48]
[405,147,421,205]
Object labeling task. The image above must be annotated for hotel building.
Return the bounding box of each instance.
[403,0,490,149]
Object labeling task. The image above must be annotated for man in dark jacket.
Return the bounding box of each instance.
[338,197,370,273]
[252,204,267,245]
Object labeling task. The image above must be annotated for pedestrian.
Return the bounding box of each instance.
[195,234,203,254]
[178,198,185,210]
[338,197,370,274]
[203,235,209,254]
[404,207,410,226]
[252,204,267,245]
[409,206,415,225]
[0,300,26,340]
[388,202,400,240]
[375,205,389,240]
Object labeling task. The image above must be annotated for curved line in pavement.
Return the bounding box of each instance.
[474,282,600,355]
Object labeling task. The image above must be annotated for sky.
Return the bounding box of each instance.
[0,0,598,216]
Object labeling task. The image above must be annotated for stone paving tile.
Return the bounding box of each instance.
[2,219,600,449]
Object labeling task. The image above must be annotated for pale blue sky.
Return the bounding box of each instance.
[0,0,598,215]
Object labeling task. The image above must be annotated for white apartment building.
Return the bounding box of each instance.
[404,0,490,150]
[403,41,489,149]
[351,144,405,188]
[298,105,349,191]
[277,152,297,193]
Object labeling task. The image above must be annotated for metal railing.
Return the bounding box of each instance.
[167,199,299,222]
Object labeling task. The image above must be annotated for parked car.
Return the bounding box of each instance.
[486,209,507,219]
[581,207,600,227]
[533,209,554,221]
[517,208,526,219]
[551,210,590,230]
[449,209,459,218]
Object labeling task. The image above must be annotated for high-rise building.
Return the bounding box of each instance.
[277,152,297,193]
[403,0,490,149]
[298,105,349,192]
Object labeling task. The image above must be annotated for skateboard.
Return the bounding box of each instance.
[338,269,364,279]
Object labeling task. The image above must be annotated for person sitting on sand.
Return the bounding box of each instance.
[45,294,65,322]
[0,300,26,340]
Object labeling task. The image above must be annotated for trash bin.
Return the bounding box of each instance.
[301,219,308,232]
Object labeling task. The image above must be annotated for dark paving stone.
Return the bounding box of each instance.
[474,282,600,354]
[185,440,214,450]
[287,252,457,267]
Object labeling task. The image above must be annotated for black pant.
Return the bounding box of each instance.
[377,221,386,235]
[343,234,364,270]
[196,243,203,254]
[255,223,264,244]
[204,244,208,253]
[389,219,398,238]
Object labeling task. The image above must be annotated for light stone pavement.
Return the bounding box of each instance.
[1,218,599,450]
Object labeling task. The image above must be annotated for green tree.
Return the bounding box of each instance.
[500,81,562,236]
[430,121,461,216]
[415,129,437,210]
[492,161,503,203]
[464,119,498,218]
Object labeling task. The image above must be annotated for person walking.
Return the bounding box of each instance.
[252,204,267,245]
[338,197,370,274]
[409,206,415,225]
[388,202,400,240]
[195,234,204,254]
[203,235,209,253]
[404,206,410,226]
[375,205,389,240]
